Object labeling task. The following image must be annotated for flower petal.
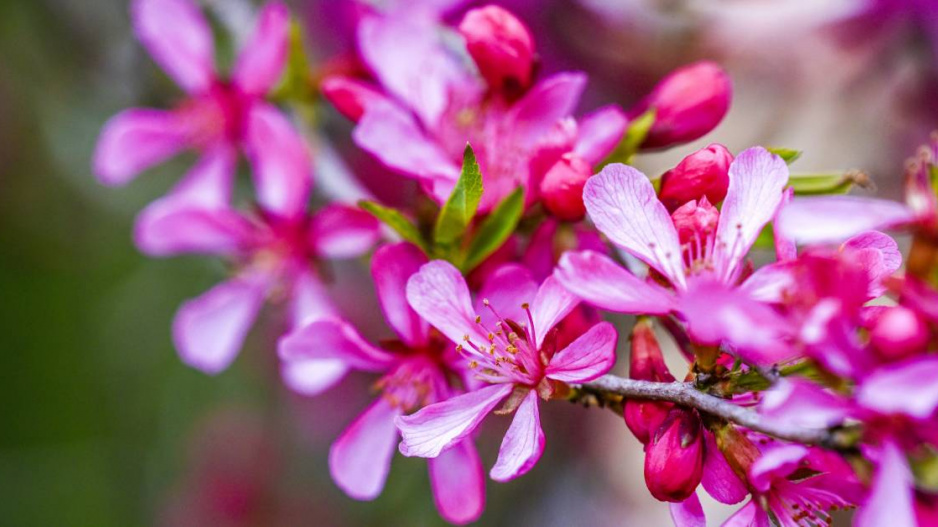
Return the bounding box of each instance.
[329,398,402,500]
[574,105,628,165]
[855,442,916,527]
[700,431,748,505]
[777,196,915,244]
[713,147,789,283]
[842,230,902,298]
[759,378,853,430]
[749,444,809,493]
[738,261,796,303]
[489,390,545,482]
[310,204,380,259]
[723,501,770,527]
[93,109,190,185]
[476,264,538,334]
[545,322,617,383]
[244,103,312,217]
[134,205,255,257]
[279,358,347,396]
[428,440,486,525]
[530,276,580,348]
[406,260,488,346]
[554,251,676,314]
[397,383,513,458]
[131,0,215,93]
[289,269,339,328]
[857,356,938,419]
[278,318,393,372]
[232,1,290,96]
[507,72,587,147]
[172,275,269,374]
[669,493,706,527]
[583,164,685,288]
[371,242,430,347]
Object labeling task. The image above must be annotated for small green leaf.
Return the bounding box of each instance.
[766,147,802,164]
[359,200,428,252]
[272,20,315,104]
[789,170,870,195]
[752,223,775,250]
[463,187,525,272]
[434,144,484,244]
[601,108,656,166]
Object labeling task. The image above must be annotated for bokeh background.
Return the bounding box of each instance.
[1,0,936,525]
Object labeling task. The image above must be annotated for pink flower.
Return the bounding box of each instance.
[134,142,379,377]
[659,143,734,211]
[278,243,484,524]
[458,5,536,94]
[556,147,796,364]
[396,261,618,481]
[94,0,306,215]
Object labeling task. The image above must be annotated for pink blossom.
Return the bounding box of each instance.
[278,243,484,524]
[396,261,618,481]
[94,0,306,216]
[659,143,734,211]
[458,5,536,93]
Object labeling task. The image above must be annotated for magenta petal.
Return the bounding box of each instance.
[280,359,347,396]
[161,145,236,207]
[172,275,269,374]
[669,493,706,527]
[490,390,544,482]
[289,269,339,328]
[310,204,380,259]
[530,276,580,348]
[700,431,748,505]
[507,72,587,147]
[723,501,770,527]
[759,378,852,430]
[278,318,393,372]
[429,440,486,525]
[329,398,402,500]
[371,243,430,347]
[397,384,513,458]
[748,444,808,493]
[714,147,789,283]
[134,205,255,257]
[406,260,488,346]
[244,103,312,217]
[232,1,290,96]
[545,322,617,383]
[93,109,189,185]
[842,230,902,298]
[131,0,215,94]
[777,196,915,244]
[555,251,676,314]
[739,261,795,303]
[855,442,916,527]
[583,164,686,287]
[857,356,938,419]
[574,105,628,165]
[476,264,538,333]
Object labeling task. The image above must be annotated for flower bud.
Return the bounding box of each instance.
[540,153,592,221]
[321,75,385,122]
[632,61,732,149]
[659,144,734,211]
[644,408,704,502]
[671,198,719,246]
[870,306,930,361]
[625,320,675,444]
[458,6,536,93]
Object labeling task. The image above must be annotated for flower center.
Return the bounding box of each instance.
[457,300,545,386]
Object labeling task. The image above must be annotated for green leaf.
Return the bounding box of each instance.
[752,223,775,250]
[359,201,428,252]
[434,144,484,244]
[463,187,525,272]
[766,147,802,164]
[272,20,316,104]
[789,170,870,195]
[601,108,656,166]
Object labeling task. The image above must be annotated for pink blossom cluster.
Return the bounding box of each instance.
[95,0,938,525]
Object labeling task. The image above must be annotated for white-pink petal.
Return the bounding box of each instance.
[574,105,628,165]
[244,104,312,218]
[857,356,938,419]
[530,276,580,349]
[545,322,618,383]
[310,204,380,259]
[131,0,216,94]
[777,196,915,244]
[507,72,587,147]
[428,440,486,525]
[279,358,347,396]
[554,251,676,314]
[489,389,545,482]
[232,1,290,96]
[288,269,339,328]
[93,108,190,186]
[406,260,488,346]
[278,318,394,372]
[329,398,402,500]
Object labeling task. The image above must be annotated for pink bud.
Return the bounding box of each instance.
[644,409,704,502]
[659,144,734,211]
[671,197,719,246]
[870,306,930,361]
[320,75,385,123]
[632,61,732,149]
[458,6,536,93]
[540,153,591,221]
[625,320,675,444]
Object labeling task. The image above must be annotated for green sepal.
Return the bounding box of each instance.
[766,147,802,165]
[789,171,870,196]
[359,200,429,253]
[601,108,656,167]
[434,144,484,244]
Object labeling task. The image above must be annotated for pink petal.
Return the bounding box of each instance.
[397,383,513,458]
[723,501,770,527]
[669,493,706,527]
[748,444,809,493]
[329,398,403,500]
[773,187,797,261]
[232,1,290,96]
[310,204,380,259]
[842,230,902,298]
[428,440,486,525]
[371,242,430,347]
[713,147,789,283]
[507,72,587,147]
[554,251,676,314]
[857,356,938,419]
[855,442,916,527]
[172,274,269,374]
[759,378,853,430]
[161,145,236,207]
[545,322,617,383]
[131,0,216,94]
[278,318,393,372]
[321,76,390,122]
[244,103,312,217]
[738,261,795,303]
[701,431,748,505]
[289,269,340,328]
[583,164,686,288]
[574,105,628,165]
[777,196,915,244]
[530,276,580,348]
[489,389,545,482]
[280,358,347,396]
[476,264,538,334]
[406,260,488,346]
[93,109,190,186]
[134,205,255,257]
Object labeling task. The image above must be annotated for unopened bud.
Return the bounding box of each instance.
[625,319,676,444]
[540,153,592,221]
[644,408,704,502]
[632,61,732,149]
[659,144,733,210]
[458,6,536,93]
[671,198,720,246]
[870,306,930,361]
